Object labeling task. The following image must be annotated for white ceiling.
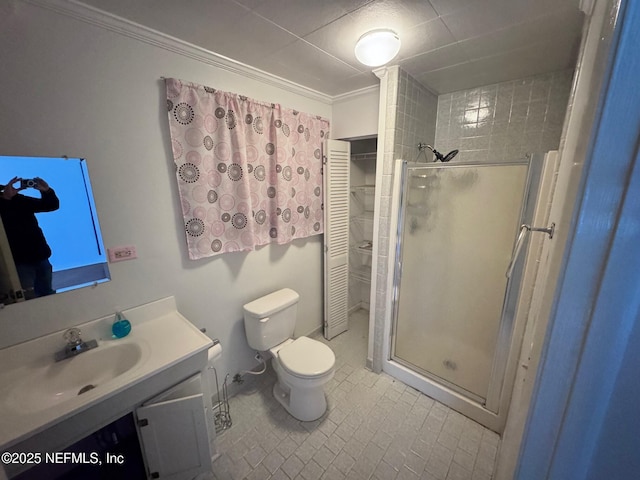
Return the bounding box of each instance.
[78,0,585,97]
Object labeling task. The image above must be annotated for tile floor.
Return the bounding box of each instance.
[212,310,500,480]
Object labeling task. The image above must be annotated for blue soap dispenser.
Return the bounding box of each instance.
[112,311,131,338]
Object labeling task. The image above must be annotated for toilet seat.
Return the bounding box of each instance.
[277,337,335,379]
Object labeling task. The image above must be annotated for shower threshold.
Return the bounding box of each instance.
[384,358,503,432]
[391,354,486,406]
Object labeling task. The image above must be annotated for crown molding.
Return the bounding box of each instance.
[372,67,389,80]
[23,0,334,105]
[331,83,380,103]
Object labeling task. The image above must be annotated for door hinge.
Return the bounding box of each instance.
[137,418,149,427]
[322,155,327,165]
[150,472,160,479]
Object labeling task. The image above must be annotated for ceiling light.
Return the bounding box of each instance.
[354,29,401,67]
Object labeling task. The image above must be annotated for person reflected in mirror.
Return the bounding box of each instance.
[0,176,60,298]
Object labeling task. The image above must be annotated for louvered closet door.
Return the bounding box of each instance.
[323,139,350,340]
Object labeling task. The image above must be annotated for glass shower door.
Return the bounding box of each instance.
[392,162,529,403]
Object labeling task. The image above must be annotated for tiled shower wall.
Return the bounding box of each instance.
[372,66,437,372]
[391,70,439,163]
[434,70,574,163]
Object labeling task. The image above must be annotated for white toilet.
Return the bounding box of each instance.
[243,288,335,421]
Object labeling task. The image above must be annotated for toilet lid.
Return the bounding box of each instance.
[278,337,335,378]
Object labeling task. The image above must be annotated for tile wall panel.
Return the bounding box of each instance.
[435,70,573,163]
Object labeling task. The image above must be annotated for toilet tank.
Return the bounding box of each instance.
[243,288,299,351]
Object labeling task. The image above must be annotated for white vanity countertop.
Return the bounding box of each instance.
[0,297,212,450]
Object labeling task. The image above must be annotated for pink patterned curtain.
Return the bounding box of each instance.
[165,78,329,259]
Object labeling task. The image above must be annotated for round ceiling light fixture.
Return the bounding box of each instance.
[354,28,401,67]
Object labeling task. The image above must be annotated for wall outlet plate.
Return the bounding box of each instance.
[107,245,138,263]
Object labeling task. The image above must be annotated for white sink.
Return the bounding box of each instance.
[0,297,213,450]
[4,341,148,415]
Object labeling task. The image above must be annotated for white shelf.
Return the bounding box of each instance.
[350,265,372,283]
[351,184,375,194]
[349,152,376,310]
[351,212,374,223]
[353,241,373,256]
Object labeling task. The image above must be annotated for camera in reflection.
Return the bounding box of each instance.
[20,178,38,189]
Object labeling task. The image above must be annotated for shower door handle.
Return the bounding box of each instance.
[506,225,529,279]
[506,223,555,278]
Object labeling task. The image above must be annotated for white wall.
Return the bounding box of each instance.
[0,1,331,380]
[331,88,380,140]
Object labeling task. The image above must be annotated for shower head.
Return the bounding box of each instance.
[441,149,459,162]
[428,145,458,162]
[415,143,459,163]
[416,143,458,162]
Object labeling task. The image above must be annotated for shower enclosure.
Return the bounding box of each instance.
[385,157,543,431]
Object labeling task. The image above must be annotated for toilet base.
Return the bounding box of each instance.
[273,380,328,422]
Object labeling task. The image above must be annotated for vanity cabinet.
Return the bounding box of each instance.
[0,297,216,480]
[9,374,215,480]
[12,414,146,480]
[136,373,214,480]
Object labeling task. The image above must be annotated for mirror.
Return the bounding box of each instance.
[0,156,110,304]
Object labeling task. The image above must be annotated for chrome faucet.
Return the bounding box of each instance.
[54,328,98,362]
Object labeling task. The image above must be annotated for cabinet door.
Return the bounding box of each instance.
[323,139,351,339]
[136,393,211,480]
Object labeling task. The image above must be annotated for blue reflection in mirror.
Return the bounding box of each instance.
[0,156,110,303]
